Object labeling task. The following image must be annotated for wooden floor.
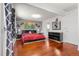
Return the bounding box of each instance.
[14,39,79,56]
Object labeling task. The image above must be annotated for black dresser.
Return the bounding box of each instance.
[48,32,63,41]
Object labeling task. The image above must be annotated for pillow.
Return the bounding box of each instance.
[29,31,32,34]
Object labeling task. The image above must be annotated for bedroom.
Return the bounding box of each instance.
[0,3,79,56]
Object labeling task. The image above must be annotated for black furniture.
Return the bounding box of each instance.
[22,30,37,34]
[17,34,22,38]
[48,32,63,41]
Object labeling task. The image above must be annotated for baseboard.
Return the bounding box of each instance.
[24,40,45,44]
[49,39,62,43]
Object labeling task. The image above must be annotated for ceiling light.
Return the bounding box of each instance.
[32,14,41,18]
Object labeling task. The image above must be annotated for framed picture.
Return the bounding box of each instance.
[52,21,61,30]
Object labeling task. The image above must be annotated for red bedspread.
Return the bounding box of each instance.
[21,33,45,42]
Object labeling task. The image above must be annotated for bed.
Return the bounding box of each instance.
[21,30,46,44]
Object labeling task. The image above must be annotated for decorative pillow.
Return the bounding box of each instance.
[29,31,32,34]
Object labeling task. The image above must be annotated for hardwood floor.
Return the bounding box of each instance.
[13,39,79,56]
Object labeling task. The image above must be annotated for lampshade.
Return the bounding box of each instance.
[47,24,50,29]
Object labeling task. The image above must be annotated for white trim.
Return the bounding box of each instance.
[2,3,7,56]
[0,3,2,56]
[50,39,62,43]
[24,40,45,44]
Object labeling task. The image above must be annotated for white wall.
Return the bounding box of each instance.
[62,9,78,45]
[41,16,62,36]
[42,9,78,45]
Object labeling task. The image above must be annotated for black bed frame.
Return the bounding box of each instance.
[22,30,37,34]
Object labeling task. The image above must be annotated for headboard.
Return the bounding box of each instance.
[22,30,37,34]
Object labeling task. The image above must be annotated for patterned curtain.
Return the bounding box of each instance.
[11,8,16,38]
[4,3,15,56]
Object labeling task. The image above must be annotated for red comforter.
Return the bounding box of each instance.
[21,33,45,42]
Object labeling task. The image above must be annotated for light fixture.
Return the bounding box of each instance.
[32,14,41,18]
[47,23,50,30]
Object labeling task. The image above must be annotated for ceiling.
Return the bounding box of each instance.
[14,3,77,21]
